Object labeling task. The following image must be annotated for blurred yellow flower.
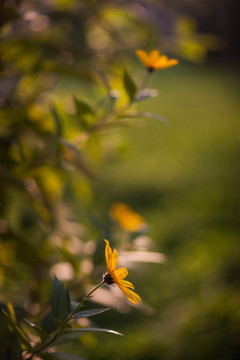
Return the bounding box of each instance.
[136,49,179,71]
[110,202,146,232]
[103,240,141,305]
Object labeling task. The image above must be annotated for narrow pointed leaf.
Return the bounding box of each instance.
[2,309,32,351]
[0,307,13,350]
[65,327,123,336]
[123,70,137,101]
[73,308,110,319]
[74,97,95,116]
[73,96,96,129]
[51,275,68,321]
[119,111,168,123]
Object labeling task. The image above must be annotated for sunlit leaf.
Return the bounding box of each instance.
[123,70,137,101]
[1,309,32,351]
[0,307,13,350]
[73,308,110,319]
[50,275,68,321]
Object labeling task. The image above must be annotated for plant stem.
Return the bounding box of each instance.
[65,280,105,323]
[26,280,105,359]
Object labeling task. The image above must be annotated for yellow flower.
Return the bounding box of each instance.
[110,202,146,232]
[103,240,141,305]
[136,49,179,72]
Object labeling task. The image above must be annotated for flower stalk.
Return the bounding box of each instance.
[23,281,106,360]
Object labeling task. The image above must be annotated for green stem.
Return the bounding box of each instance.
[73,69,153,147]
[26,280,105,359]
[65,280,105,323]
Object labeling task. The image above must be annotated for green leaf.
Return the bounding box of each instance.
[123,70,137,101]
[135,88,158,102]
[64,327,123,336]
[50,275,68,321]
[74,97,95,116]
[39,353,86,360]
[1,309,32,351]
[22,319,49,343]
[0,306,13,350]
[50,104,62,137]
[41,311,57,334]
[59,138,95,178]
[119,111,168,123]
[73,96,95,129]
[73,308,110,319]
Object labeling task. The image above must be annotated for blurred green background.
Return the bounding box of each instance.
[0,0,240,359]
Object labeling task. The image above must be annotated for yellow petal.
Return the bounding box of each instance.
[119,279,135,289]
[112,267,128,281]
[149,50,161,63]
[153,55,167,68]
[118,284,141,304]
[111,249,118,272]
[104,239,112,272]
[136,49,151,67]
[165,59,179,68]
[154,56,179,69]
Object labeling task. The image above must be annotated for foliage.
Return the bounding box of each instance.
[0,0,174,358]
[1,0,240,360]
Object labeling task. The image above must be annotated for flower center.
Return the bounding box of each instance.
[103,273,114,285]
[147,67,155,73]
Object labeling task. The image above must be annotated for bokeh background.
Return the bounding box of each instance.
[1,0,240,359]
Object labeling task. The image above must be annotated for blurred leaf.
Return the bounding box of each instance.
[59,138,95,178]
[135,89,158,102]
[119,111,168,123]
[0,306,13,350]
[74,97,95,116]
[39,353,86,360]
[50,104,62,137]
[73,96,96,130]
[6,302,16,321]
[123,70,137,101]
[64,327,123,336]
[22,319,49,343]
[50,275,68,321]
[73,308,110,319]
[1,309,32,351]
[95,66,111,93]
